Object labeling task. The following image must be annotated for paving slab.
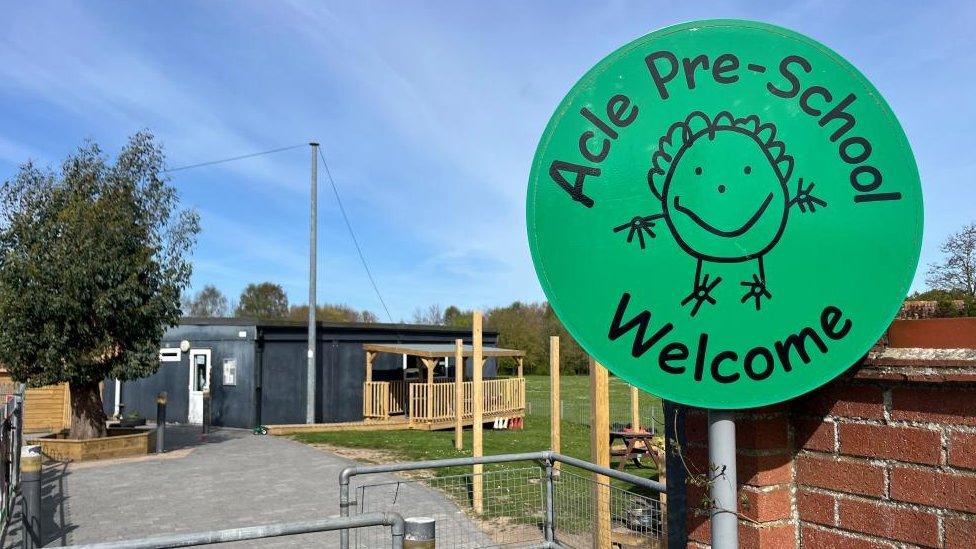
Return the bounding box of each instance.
[1,426,493,548]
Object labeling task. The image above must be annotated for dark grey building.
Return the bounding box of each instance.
[103,318,499,429]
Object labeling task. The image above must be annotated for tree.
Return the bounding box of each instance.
[183,285,228,317]
[412,304,444,325]
[236,282,288,318]
[0,133,199,439]
[288,303,377,323]
[926,222,976,299]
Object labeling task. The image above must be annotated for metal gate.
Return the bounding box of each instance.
[340,451,666,548]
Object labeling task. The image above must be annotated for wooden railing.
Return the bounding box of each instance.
[407,377,525,424]
[363,381,389,419]
[388,380,409,415]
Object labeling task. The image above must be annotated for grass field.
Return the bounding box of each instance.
[292,375,665,488]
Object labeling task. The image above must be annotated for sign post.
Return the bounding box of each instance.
[708,411,737,547]
[526,19,922,548]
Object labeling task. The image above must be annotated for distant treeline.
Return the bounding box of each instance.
[184,283,589,374]
[413,303,590,376]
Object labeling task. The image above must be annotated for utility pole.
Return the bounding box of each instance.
[307,142,319,424]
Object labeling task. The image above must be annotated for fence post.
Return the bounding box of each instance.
[403,517,434,548]
[339,471,351,549]
[471,312,484,514]
[543,457,556,544]
[12,394,22,489]
[155,392,167,454]
[549,336,560,471]
[454,339,463,451]
[589,359,611,549]
[20,444,41,549]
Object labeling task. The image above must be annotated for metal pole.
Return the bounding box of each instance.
[403,517,434,549]
[339,475,350,549]
[543,458,555,544]
[306,142,319,424]
[155,392,167,454]
[20,444,41,549]
[708,410,738,549]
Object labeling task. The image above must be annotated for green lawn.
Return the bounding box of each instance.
[292,375,664,489]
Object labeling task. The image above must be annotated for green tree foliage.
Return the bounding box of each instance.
[235,282,288,318]
[0,133,199,439]
[183,284,229,317]
[288,303,377,323]
[443,301,590,375]
[926,222,976,299]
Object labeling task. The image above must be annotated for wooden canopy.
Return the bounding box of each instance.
[362,343,525,359]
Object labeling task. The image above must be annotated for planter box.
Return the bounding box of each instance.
[118,417,147,428]
[31,427,153,462]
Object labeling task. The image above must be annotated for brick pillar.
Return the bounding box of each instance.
[683,406,796,548]
[676,319,976,548]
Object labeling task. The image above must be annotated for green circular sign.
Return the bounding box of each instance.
[527,20,923,409]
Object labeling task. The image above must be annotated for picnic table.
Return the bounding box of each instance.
[609,430,664,471]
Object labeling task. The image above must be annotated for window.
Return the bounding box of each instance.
[159,348,181,362]
[194,354,207,391]
[223,358,237,386]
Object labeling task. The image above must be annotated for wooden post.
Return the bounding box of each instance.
[472,312,484,514]
[423,358,436,422]
[365,351,375,383]
[549,336,560,471]
[590,358,611,549]
[630,385,640,431]
[454,339,464,450]
[516,357,524,378]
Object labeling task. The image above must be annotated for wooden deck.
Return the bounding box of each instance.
[266,407,522,436]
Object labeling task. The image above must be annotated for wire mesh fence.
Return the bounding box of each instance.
[0,386,23,538]
[525,399,663,435]
[345,453,666,548]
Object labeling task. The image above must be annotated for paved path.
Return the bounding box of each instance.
[2,426,495,548]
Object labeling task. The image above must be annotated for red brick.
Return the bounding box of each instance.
[794,383,885,419]
[891,387,976,426]
[839,423,941,465]
[797,489,834,525]
[683,445,708,473]
[686,410,708,441]
[740,453,793,486]
[801,525,893,548]
[736,415,790,450]
[796,455,885,497]
[687,509,709,544]
[739,486,791,522]
[950,431,976,470]
[945,516,976,549]
[838,497,938,546]
[890,466,976,513]
[740,521,796,549]
[795,418,835,452]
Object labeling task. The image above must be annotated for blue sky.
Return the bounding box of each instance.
[0,2,972,321]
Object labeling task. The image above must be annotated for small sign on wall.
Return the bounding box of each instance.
[222,358,237,386]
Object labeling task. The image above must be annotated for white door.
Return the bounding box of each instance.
[188,349,211,424]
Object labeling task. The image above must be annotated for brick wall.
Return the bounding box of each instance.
[679,319,976,548]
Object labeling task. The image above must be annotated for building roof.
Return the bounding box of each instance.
[362,343,524,358]
[179,316,496,335]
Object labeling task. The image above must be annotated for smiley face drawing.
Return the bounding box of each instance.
[613,111,826,316]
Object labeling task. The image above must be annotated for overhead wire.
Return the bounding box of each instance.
[162,143,307,173]
[318,147,395,323]
[162,141,395,323]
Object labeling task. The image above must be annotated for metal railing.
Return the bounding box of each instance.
[339,451,666,548]
[0,388,23,538]
[62,512,406,549]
